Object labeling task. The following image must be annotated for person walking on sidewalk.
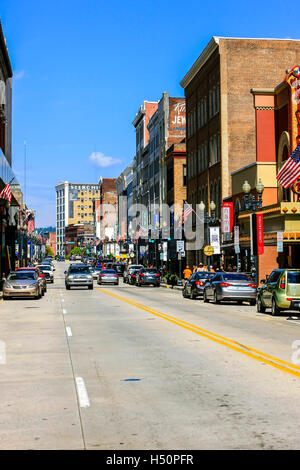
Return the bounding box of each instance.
[183,266,192,280]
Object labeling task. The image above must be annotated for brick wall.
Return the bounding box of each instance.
[258,245,279,282]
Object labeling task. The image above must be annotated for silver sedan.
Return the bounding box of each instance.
[3,271,42,300]
[203,272,257,305]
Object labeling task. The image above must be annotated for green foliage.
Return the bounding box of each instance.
[70,247,81,255]
[45,245,54,257]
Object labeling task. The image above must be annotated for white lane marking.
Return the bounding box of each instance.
[75,377,90,408]
[287,320,300,326]
[66,326,72,337]
[62,308,67,315]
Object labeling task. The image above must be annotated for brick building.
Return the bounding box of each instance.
[180,36,300,266]
[226,65,300,281]
[97,178,118,256]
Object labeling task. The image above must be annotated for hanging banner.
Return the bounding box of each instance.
[256,214,264,255]
[222,202,233,233]
[210,227,220,254]
[234,225,240,253]
[277,231,283,253]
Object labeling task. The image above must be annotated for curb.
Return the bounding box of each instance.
[160,283,183,291]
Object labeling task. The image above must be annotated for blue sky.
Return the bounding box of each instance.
[0,0,298,226]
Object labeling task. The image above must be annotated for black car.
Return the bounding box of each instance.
[136,268,161,287]
[182,271,215,299]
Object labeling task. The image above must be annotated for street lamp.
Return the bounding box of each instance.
[242,179,264,284]
[200,200,216,272]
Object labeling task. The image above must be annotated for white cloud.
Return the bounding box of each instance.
[88,151,121,168]
[14,70,25,80]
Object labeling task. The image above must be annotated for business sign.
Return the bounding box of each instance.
[222,202,233,233]
[139,245,146,255]
[203,245,214,256]
[210,227,220,254]
[234,225,240,253]
[277,231,283,253]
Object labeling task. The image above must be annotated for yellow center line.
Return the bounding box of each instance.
[96,288,300,379]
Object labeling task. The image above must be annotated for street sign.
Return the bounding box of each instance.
[176,240,185,253]
[203,245,214,256]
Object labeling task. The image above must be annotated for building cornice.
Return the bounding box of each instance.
[180,37,220,89]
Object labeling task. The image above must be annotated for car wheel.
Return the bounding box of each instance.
[88,285,93,290]
[190,289,195,300]
[51,280,54,284]
[66,285,70,290]
[249,299,256,306]
[257,296,265,313]
[213,291,220,304]
[203,290,209,303]
[271,297,281,316]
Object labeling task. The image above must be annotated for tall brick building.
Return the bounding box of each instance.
[180,36,300,265]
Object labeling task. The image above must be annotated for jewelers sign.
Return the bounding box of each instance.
[210,227,220,255]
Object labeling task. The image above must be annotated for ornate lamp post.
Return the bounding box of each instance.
[242,178,264,284]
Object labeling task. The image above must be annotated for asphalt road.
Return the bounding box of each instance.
[1,261,300,450]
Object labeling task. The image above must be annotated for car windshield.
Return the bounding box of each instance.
[287,272,300,284]
[222,273,252,281]
[69,266,90,274]
[8,272,36,280]
[101,270,116,274]
[145,269,159,273]
[38,266,49,271]
[129,266,143,270]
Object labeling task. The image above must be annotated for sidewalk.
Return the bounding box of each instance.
[160,282,184,291]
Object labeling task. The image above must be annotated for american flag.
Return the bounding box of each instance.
[178,203,193,227]
[276,143,300,188]
[0,184,12,203]
[25,211,35,233]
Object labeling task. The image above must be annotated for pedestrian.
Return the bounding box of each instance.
[227,264,232,272]
[193,265,197,273]
[197,263,205,272]
[183,265,192,280]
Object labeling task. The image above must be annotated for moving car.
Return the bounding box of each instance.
[97,269,119,285]
[37,264,54,283]
[3,270,43,299]
[65,264,93,290]
[127,269,141,285]
[106,263,125,276]
[16,267,47,295]
[123,265,144,284]
[257,269,300,315]
[203,272,257,305]
[182,271,215,299]
[135,268,161,287]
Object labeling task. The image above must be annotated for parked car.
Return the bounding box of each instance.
[16,267,47,295]
[97,269,119,285]
[136,268,161,287]
[257,269,300,315]
[65,264,93,290]
[123,265,144,284]
[37,264,54,283]
[182,271,215,299]
[3,270,43,299]
[203,272,257,305]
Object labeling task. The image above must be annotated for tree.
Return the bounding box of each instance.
[45,245,54,258]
